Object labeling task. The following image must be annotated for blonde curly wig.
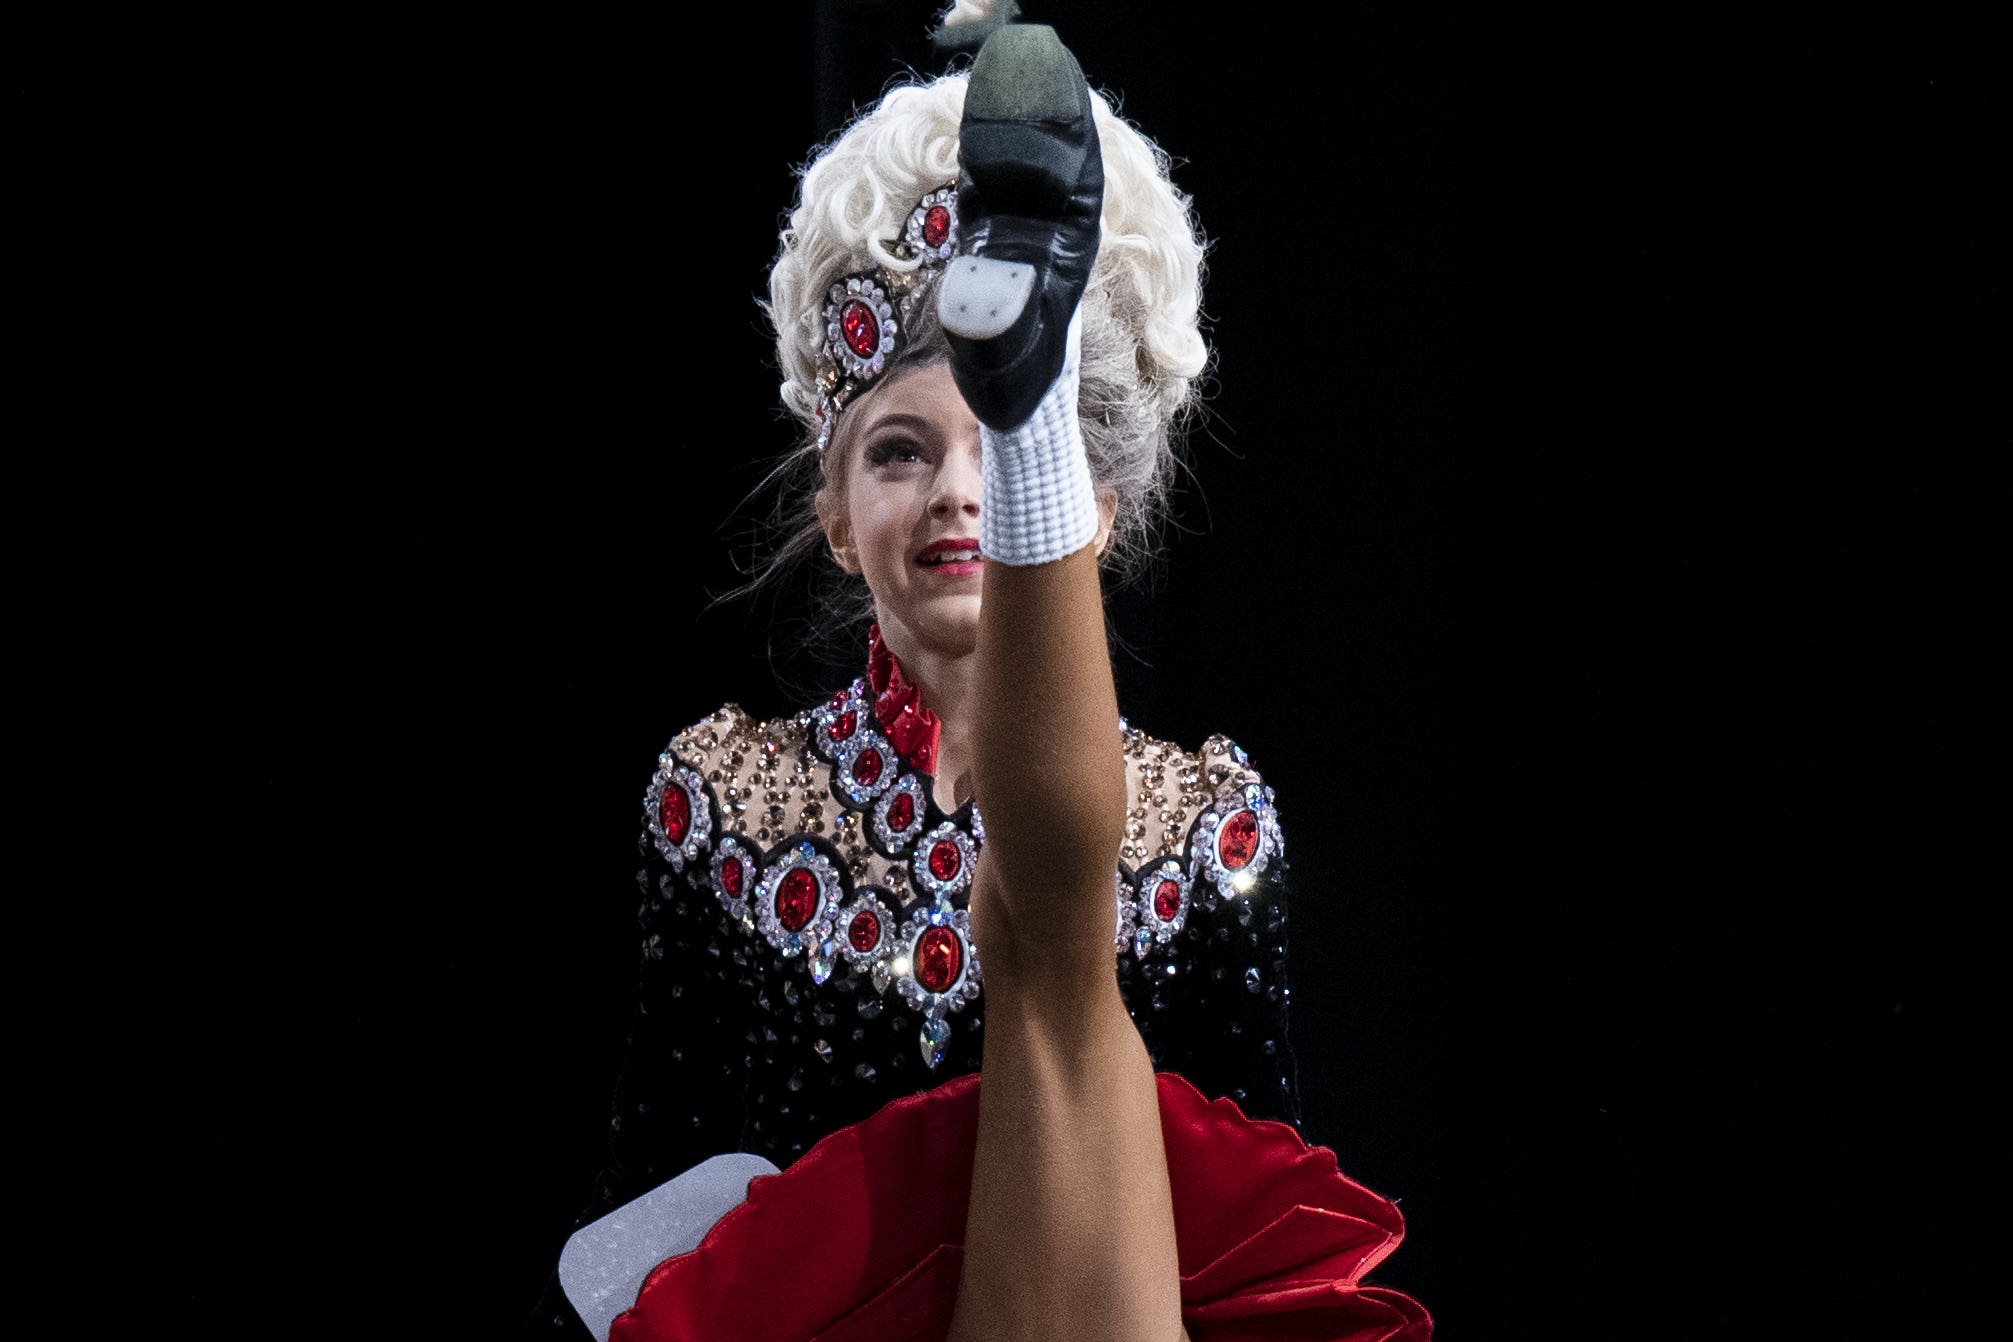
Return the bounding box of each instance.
[730,68,1209,624]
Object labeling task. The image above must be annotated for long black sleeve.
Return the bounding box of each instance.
[523,805,754,1336]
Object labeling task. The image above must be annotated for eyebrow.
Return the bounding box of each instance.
[859,411,939,438]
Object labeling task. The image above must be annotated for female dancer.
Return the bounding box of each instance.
[533,21,1425,1341]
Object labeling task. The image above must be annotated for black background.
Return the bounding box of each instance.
[23,4,1991,1338]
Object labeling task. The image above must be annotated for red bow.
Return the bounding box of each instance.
[866,623,942,779]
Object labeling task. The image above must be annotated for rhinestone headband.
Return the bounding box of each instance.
[813,184,961,456]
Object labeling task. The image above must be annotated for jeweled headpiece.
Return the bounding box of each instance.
[813,184,961,456]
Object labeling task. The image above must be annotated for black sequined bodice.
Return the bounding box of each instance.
[609,680,1299,1176]
[531,683,1304,1336]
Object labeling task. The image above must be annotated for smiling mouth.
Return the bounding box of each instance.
[917,546,983,568]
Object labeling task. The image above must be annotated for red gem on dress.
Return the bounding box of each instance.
[853,747,884,786]
[777,868,819,931]
[720,857,744,898]
[840,300,879,358]
[915,925,962,992]
[1219,811,1260,869]
[928,839,961,882]
[1154,878,1183,921]
[887,791,915,832]
[921,204,951,247]
[660,785,690,844]
[828,710,856,741]
[848,910,881,953]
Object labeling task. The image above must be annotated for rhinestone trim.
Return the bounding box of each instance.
[644,760,712,873]
[753,841,843,957]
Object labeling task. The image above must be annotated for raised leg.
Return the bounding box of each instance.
[943,25,1188,1342]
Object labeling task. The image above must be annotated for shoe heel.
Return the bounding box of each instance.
[962,24,1086,125]
[938,255,1039,341]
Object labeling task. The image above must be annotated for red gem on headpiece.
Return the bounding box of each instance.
[828,710,857,742]
[887,791,915,832]
[928,838,962,882]
[915,925,962,992]
[848,910,881,953]
[829,689,850,708]
[840,300,880,358]
[777,868,819,931]
[720,856,745,898]
[921,205,951,247]
[1154,878,1183,921]
[853,746,884,786]
[1219,811,1260,870]
[660,785,690,844]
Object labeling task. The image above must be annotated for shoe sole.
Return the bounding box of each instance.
[940,25,1094,345]
[939,257,1038,340]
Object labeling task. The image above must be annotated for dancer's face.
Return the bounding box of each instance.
[818,361,1114,661]
[822,362,987,658]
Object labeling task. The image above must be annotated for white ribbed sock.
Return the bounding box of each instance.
[979,308,1099,567]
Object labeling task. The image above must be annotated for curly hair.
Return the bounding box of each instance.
[720,68,1210,640]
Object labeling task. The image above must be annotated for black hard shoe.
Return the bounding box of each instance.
[936,23,1104,432]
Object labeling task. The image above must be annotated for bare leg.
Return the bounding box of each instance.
[946,544,1187,1342]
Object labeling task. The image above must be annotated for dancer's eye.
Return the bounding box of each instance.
[867,438,923,466]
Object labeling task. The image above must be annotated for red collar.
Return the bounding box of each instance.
[866,623,942,779]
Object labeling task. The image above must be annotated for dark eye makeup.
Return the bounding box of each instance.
[866,438,924,466]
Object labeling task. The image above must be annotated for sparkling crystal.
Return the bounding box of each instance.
[1153,878,1182,921]
[828,710,856,741]
[720,857,744,898]
[787,1067,804,1092]
[853,747,884,786]
[1133,926,1153,960]
[922,204,951,247]
[887,791,915,831]
[916,926,962,992]
[814,1038,833,1061]
[1219,810,1260,869]
[870,960,892,993]
[810,940,835,984]
[782,932,803,957]
[1244,967,1262,993]
[920,1016,951,1069]
[840,299,879,357]
[660,785,690,843]
[848,909,881,953]
[777,868,819,931]
[858,996,883,1020]
[928,839,961,881]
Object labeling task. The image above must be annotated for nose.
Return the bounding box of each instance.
[928,435,983,522]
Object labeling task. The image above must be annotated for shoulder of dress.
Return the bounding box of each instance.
[1194,730,1271,801]
[662,703,822,770]
[644,690,862,874]
[1119,722,1274,809]
[1121,722,1284,888]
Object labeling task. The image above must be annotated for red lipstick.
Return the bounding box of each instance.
[915,537,984,577]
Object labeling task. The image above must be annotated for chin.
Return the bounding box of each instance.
[908,597,983,653]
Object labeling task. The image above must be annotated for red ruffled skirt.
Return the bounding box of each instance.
[610,1072,1430,1342]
